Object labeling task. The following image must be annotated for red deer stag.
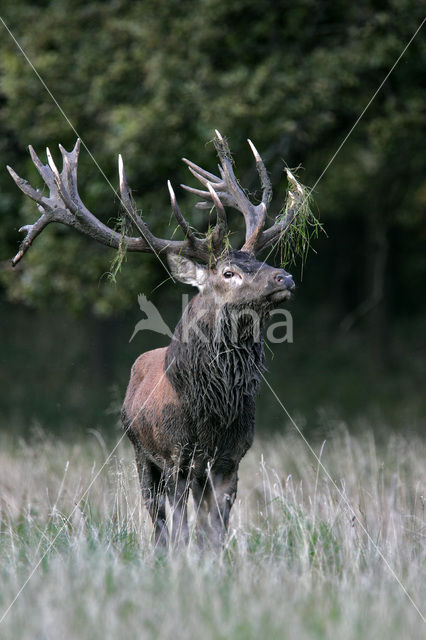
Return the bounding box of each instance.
[8,131,300,548]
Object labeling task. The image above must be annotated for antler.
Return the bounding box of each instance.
[181,130,303,256]
[8,140,227,267]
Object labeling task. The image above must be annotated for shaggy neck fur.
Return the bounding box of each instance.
[165,295,266,429]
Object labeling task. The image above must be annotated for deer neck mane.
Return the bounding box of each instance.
[165,294,265,426]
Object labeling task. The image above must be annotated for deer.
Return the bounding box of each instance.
[8,131,301,549]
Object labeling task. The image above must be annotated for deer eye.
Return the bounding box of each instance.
[223,271,234,279]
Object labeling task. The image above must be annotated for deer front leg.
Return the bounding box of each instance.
[167,472,190,549]
[208,469,238,546]
[192,468,238,548]
[192,475,211,548]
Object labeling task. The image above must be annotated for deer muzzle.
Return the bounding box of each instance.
[267,270,295,302]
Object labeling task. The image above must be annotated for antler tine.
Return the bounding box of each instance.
[181,163,234,209]
[167,180,197,244]
[117,154,153,243]
[46,146,79,216]
[58,139,84,210]
[185,165,222,191]
[181,182,211,199]
[181,182,233,211]
[46,146,60,180]
[118,153,132,214]
[167,180,228,257]
[182,158,222,184]
[28,145,57,193]
[10,212,51,267]
[7,163,44,203]
[206,182,227,251]
[58,138,80,183]
[247,139,272,208]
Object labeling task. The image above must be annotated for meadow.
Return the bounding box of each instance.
[0,424,425,639]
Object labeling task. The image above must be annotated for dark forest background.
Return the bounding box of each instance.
[0,0,425,440]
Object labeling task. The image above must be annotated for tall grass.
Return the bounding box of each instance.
[0,426,425,639]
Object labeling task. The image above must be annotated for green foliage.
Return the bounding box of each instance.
[108,212,131,284]
[279,501,341,572]
[277,169,323,269]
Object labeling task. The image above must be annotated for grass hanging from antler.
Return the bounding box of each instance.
[108,211,130,283]
[277,168,323,269]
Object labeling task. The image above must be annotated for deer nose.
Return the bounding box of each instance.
[274,272,295,290]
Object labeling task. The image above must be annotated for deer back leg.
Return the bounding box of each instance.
[193,467,238,548]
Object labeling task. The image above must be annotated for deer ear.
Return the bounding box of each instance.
[168,255,208,290]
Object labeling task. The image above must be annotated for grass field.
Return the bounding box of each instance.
[0,425,425,639]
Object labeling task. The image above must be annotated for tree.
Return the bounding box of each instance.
[1,0,425,346]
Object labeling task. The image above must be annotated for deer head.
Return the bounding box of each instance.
[169,250,294,311]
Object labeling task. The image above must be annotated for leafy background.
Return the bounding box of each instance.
[0,0,425,436]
